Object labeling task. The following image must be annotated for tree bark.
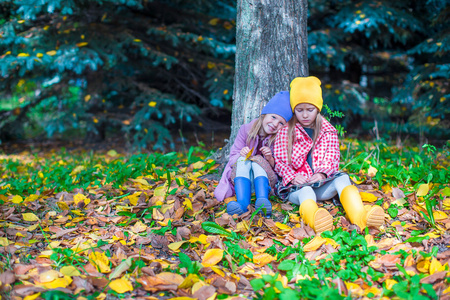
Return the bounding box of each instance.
[230,0,308,146]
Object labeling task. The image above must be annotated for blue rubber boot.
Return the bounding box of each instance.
[227,177,251,216]
[254,176,272,217]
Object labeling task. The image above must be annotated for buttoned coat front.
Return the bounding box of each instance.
[273,118,340,187]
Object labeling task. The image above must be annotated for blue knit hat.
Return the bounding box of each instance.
[261,91,293,122]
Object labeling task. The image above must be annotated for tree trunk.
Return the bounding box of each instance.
[230,0,308,146]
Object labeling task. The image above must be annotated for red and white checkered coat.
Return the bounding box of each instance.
[274,118,340,186]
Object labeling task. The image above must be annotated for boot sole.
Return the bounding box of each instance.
[227,202,246,216]
[255,198,272,217]
[366,206,385,228]
[314,208,333,233]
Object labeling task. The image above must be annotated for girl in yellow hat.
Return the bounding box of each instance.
[273,76,384,234]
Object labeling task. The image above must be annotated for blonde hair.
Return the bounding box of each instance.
[287,112,323,164]
[246,115,277,147]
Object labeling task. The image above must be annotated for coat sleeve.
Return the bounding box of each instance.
[314,131,340,177]
[214,123,249,202]
[228,123,249,166]
[274,127,297,186]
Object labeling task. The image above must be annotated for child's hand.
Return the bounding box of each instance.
[292,174,308,185]
[308,173,326,183]
[259,146,272,160]
[240,147,251,157]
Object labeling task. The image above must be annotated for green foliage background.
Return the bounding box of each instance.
[0,0,449,149]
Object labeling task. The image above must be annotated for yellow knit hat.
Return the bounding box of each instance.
[290,76,323,111]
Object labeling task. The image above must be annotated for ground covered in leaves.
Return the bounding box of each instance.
[0,140,449,300]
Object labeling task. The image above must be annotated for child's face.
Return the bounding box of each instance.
[294,103,319,128]
[261,114,287,135]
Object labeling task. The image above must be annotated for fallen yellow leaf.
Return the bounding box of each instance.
[429,258,445,275]
[367,166,378,177]
[416,258,430,273]
[109,278,133,294]
[89,251,111,273]
[12,195,24,204]
[41,276,72,289]
[385,279,397,290]
[416,183,429,197]
[433,210,448,220]
[303,236,326,252]
[360,192,378,203]
[23,213,39,222]
[39,270,61,283]
[201,248,224,267]
[156,272,184,286]
[23,293,41,300]
[253,253,276,266]
[275,222,291,232]
[60,265,81,276]
[179,274,200,289]
[168,241,187,252]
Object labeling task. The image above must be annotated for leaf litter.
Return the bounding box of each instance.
[0,141,449,299]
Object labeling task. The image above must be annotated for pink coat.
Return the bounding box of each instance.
[214,119,273,202]
[273,118,340,186]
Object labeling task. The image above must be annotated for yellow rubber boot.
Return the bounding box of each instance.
[299,199,333,234]
[340,185,384,230]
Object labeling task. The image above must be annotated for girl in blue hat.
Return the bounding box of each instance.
[214,91,293,217]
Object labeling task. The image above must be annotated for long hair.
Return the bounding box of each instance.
[246,115,277,147]
[287,113,323,164]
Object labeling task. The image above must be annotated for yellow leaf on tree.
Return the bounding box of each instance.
[18,53,30,57]
[303,236,326,252]
[23,212,39,222]
[360,192,378,203]
[416,184,429,197]
[76,42,88,47]
[367,166,378,177]
[60,265,81,276]
[253,253,276,266]
[201,248,224,267]
[89,251,111,273]
[148,101,157,107]
[109,278,133,294]
[209,18,220,25]
[46,50,57,56]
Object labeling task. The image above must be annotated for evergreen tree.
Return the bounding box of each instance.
[0,0,236,149]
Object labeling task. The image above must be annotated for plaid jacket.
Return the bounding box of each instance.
[273,118,340,186]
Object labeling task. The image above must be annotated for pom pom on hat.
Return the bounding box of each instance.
[290,76,323,111]
[261,91,293,123]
